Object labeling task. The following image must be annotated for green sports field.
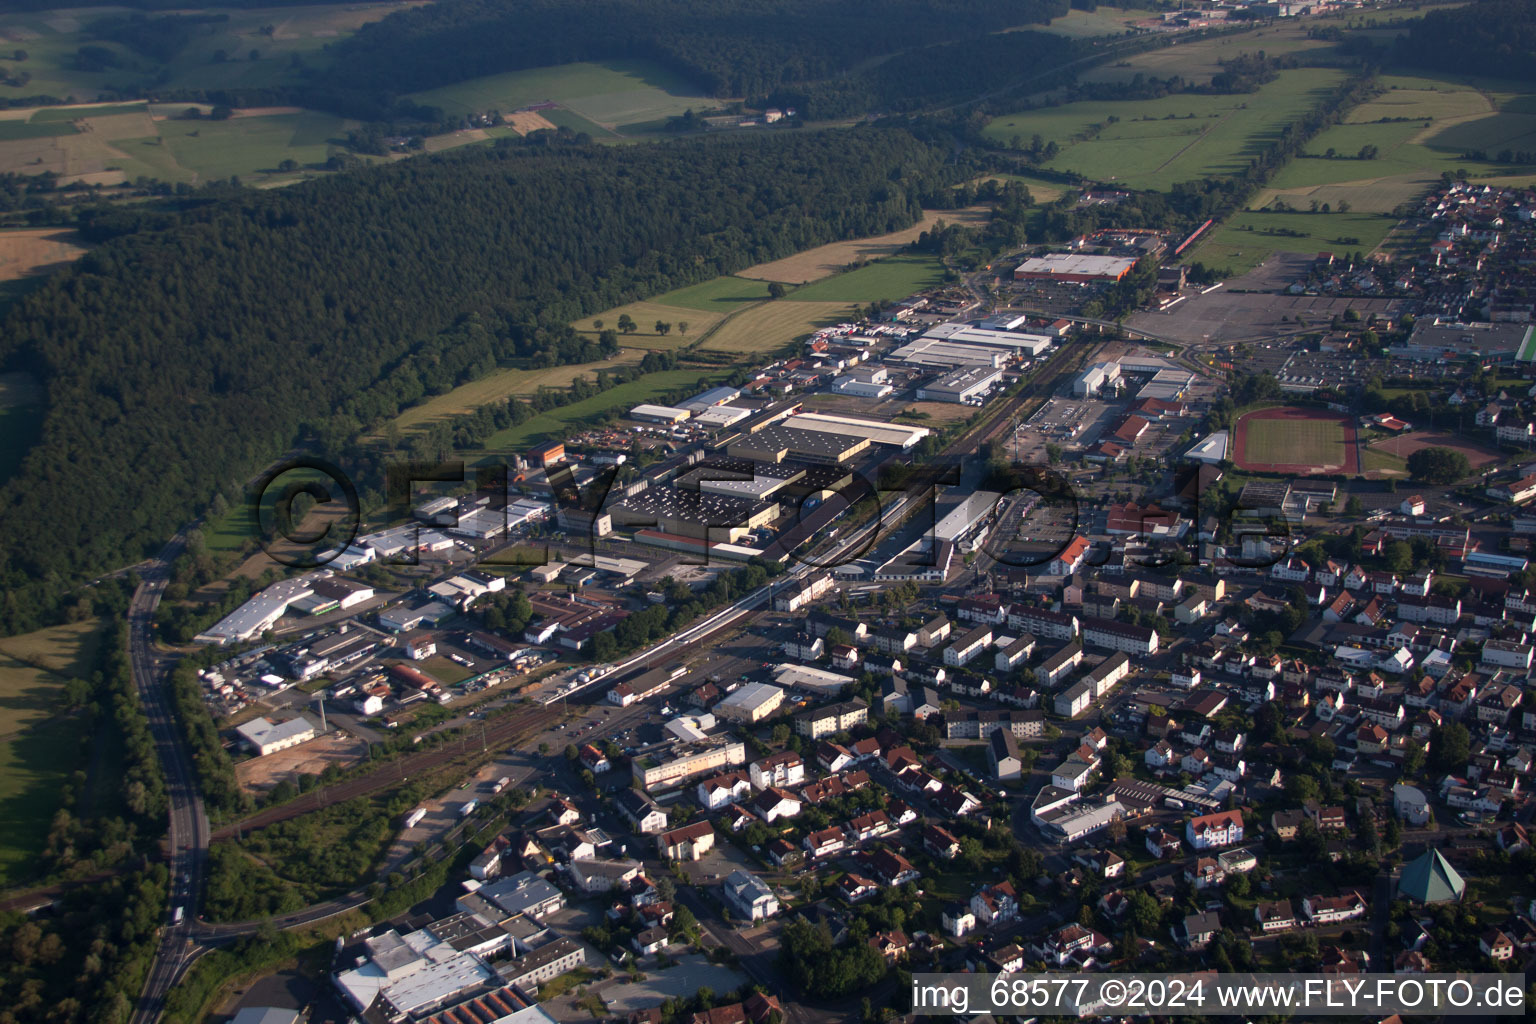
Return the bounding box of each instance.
[1237,411,1354,472]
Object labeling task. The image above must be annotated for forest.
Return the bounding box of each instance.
[0,127,951,635]
[302,0,1071,119]
[1396,0,1536,82]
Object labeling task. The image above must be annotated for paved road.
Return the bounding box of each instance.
[127,529,210,1024]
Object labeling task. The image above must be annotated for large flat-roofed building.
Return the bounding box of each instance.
[917,365,1003,404]
[236,714,317,756]
[727,425,870,465]
[1396,319,1535,362]
[932,489,1003,547]
[629,403,693,424]
[606,488,778,543]
[783,413,932,450]
[923,322,1054,356]
[693,405,753,428]
[714,682,785,723]
[886,337,1009,369]
[682,387,743,413]
[1015,254,1138,283]
[1074,361,1121,397]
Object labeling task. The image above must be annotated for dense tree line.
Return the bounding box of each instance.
[167,661,250,821]
[1397,0,1536,83]
[765,29,1085,120]
[0,127,951,635]
[592,558,786,659]
[0,862,169,1024]
[304,0,1070,120]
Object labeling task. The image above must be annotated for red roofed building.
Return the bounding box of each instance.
[1185,809,1245,849]
[1112,415,1150,444]
[1051,536,1091,576]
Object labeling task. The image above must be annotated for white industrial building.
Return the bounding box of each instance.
[772,663,855,693]
[833,376,894,399]
[1074,361,1122,397]
[887,337,1008,369]
[1185,432,1229,464]
[629,404,693,424]
[782,412,932,450]
[714,682,785,723]
[923,322,1054,356]
[682,387,742,413]
[692,405,753,428]
[236,714,318,756]
[917,365,1002,404]
[933,489,1003,546]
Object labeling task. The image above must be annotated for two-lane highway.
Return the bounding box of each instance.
[126,531,211,1024]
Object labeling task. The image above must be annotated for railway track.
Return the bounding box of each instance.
[209,704,564,841]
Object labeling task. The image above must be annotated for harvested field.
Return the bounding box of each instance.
[740,207,989,284]
[698,300,851,355]
[1234,405,1358,475]
[0,227,87,282]
[235,731,367,795]
[1369,430,1503,469]
[77,111,157,140]
[423,127,487,152]
[505,111,557,134]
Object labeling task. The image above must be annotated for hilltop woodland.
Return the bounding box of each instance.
[297,0,1070,120]
[0,127,952,635]
[1397,0,1536,82]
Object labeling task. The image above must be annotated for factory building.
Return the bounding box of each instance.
[606,488,778,543]
[887,337,1008,369]
[1014,254,1138,283]
[917,365,1003,404]
[923,322,1054,356]
[629,404,693,424]
[681,387,742,413]
[933,489,1003,546]
[692,405,753,428]
[783,413,931,450]
[1074,361,1121,397]
[727,425,870,466]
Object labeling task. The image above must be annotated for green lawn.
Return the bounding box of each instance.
[649,275,779,313]
[1192,209,1400,274]
[155,111,350,181]
[984,68,1346,191]
[1038,7,1159,37]
[0,119,75,140]
[407,60,715,129]
[481,368,735,450]
[786,253,946,303]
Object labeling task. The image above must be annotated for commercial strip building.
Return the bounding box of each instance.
[1014,253,1138,283]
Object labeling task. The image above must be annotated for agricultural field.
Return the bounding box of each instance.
[984,68,1346,192]
[1078,19,1336,86]
[0,618,110,885]
[784,253,946,303]
[1037,7,1161,38]
[480,368,734,450]
[0,3,416,107]
[741,207,988,284]
[0,102,359,184]
[1190,208,1400,275]
[1258,75,1536,213]
[648,275,781,313]
[572,300,723,350]
[698,299,852,355]
[387,352,648,437]
[0,370,44,484]
[406,60,718,133]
